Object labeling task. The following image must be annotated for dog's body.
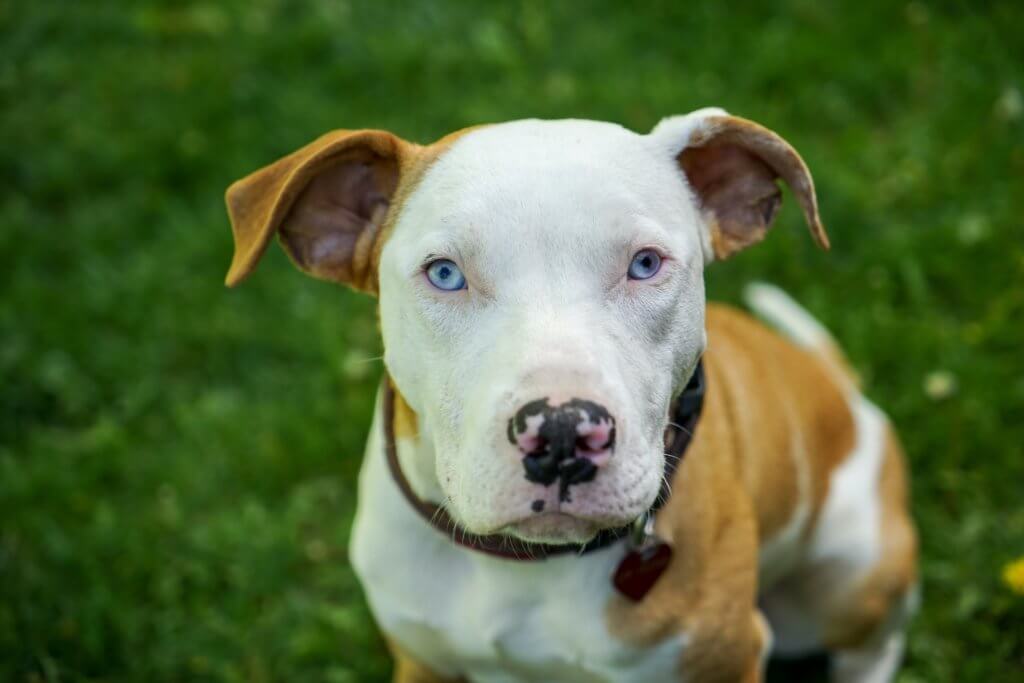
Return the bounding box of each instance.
[225,111,917,682]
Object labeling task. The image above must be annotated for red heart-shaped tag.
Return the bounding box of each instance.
[612,542,673,601]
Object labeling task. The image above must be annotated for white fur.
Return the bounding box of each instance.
[744,282,832,350]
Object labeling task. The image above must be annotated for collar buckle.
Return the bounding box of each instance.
[629,511,656,549]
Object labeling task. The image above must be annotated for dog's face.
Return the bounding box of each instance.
[377,120,711,543]
[225,109,826,544]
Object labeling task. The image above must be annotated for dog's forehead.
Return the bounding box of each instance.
[420,119,657,196]
[439,118,645,168]
[394,119,687,244]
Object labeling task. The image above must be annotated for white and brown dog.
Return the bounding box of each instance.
[224,109,918,682]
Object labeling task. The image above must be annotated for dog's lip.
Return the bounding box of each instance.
[499,512,606,545]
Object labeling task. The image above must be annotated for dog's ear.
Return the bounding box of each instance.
[651,108,829,261]
[224,129,415,293]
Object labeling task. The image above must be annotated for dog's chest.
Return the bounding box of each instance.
[350,424,688,683]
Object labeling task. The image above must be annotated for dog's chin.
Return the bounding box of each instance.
[500,513,605,545]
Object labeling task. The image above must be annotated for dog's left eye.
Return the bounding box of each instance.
[425,259,467,291]
[627,249,662,280]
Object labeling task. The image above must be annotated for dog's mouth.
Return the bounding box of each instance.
[499,512,606,545]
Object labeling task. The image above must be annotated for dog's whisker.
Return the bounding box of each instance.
[429,499,451,528]
[667,421,694,437]
[660,474,673,499]
[431,496,461,542]
[347,354,385,365]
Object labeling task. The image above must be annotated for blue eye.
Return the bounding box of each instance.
[627,249,662,280]
[425,259,467,291]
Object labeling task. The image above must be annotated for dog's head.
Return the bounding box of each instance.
[225,110,827,544]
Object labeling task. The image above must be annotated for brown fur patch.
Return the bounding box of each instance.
[224,130,414,290]
[392,383,420,440]
[704,304,856,540]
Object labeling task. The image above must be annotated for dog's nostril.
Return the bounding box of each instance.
[575,426,614,454]
[576,435,602,454]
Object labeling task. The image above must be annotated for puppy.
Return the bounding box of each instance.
[225,109,917,682]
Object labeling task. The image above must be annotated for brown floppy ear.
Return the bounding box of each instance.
[653,109,829,260]
[224,129,415,292]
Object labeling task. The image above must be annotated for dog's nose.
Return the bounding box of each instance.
[507,398,616,499]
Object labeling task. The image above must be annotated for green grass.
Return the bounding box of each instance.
[2,1,1022,680]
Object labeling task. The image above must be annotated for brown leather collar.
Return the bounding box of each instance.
[383,361,705,560]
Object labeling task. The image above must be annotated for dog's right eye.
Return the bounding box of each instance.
[425,259,467,291]
[627,249,663,281]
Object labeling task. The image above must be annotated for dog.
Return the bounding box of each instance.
[224,108,918,682]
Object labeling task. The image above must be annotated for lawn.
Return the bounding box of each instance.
[2,1,1022,681]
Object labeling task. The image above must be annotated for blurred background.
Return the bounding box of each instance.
[2,1,1022,681]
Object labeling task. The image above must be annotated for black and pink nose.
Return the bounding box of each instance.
[507,398,616,501]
